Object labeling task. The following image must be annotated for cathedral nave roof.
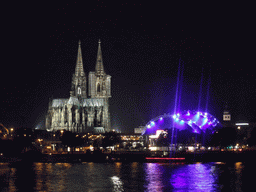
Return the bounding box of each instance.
[67,97,80,106]
[82,98,104,107]
[52,99,68,107]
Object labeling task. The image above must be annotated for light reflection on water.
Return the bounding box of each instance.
[170,163,219,191]
[0,161,253,191]
[144,163,165,191]
[111,176,124,192]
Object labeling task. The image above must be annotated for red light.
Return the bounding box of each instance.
[146,157,185,160]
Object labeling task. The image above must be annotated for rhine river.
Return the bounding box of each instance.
[0,161,254,191]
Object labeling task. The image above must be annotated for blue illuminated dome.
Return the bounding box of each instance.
[142,110,220,135]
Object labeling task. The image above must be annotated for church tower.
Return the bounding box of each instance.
[70,40,87,98]
[88,39,111,99]
[88,40,111,131]
[223,104,231,121]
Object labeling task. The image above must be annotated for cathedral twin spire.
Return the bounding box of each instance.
[72,39,106,98]
[75,39,104,78]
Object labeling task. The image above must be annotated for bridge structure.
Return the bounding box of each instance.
[142,110,220,135]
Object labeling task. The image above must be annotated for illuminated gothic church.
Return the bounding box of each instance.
[45,40,111,133]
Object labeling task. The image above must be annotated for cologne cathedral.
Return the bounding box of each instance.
[45,40,111,133]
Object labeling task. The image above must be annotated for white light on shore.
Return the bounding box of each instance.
[235,123,249,126]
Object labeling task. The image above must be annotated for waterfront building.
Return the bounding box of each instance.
[45,40,111,133]
[120,133,143,147]
[134,126,145,134]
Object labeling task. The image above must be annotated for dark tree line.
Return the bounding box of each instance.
[60,130,121,150]
[60,131,84,149]
[208,127,237,148]
[248,128,256,146]
[101,131,121,149]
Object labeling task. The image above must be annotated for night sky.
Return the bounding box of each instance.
[1,1,255,132]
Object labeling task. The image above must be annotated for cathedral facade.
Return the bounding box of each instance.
[45,40,111,133]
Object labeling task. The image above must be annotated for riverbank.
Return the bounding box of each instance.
[1,150,256,163]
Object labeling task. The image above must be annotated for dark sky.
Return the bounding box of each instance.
[1,1,255,132]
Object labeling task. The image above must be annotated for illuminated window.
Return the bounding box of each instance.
[78,87,81,94]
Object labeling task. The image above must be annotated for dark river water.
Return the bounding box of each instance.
[0,161,255,191]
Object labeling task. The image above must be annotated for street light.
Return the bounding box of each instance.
[9,128,14,137]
